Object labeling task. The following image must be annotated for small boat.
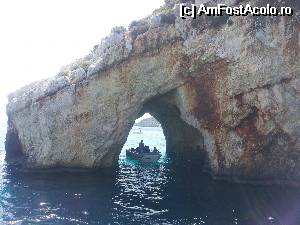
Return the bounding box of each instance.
[126,148,161,163]
[133,128,142,134]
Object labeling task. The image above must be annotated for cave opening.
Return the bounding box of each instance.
[5,120,25,166]
[118,91,208,167]
[118,113,166,164]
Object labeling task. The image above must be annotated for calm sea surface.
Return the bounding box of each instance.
[0,124,300,225]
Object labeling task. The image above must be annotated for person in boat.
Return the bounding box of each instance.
[137,140,145,153]
[139,140,144,149]
[145,145,150,153]
[153,147,158,153]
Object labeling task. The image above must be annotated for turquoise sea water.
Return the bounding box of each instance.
[0,123,300,224]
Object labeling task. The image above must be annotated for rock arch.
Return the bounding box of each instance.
[101,89,208,169]
[5,0,300,184]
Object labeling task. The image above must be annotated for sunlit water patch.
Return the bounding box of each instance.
[0,124,299,224]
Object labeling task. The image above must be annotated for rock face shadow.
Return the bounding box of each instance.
[140,91,207,166]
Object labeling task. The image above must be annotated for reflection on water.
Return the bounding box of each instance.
[0,125,300,224]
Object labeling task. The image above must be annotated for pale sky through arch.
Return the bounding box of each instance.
[0,0,164,122]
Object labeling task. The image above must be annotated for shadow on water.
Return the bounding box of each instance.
[1,157,300,225]
[1,168,117,224]
[114,157,300,225]
[2,159,300,225]
[1,125,300,224]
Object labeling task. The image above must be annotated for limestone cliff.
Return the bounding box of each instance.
[5,0,300,185]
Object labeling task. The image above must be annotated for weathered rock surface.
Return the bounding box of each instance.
[5,0,300,184]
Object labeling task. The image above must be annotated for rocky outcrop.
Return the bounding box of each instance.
[135,117,161,127]
[5,0,300,184]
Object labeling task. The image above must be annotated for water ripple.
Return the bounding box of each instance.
[0,126,299,224]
